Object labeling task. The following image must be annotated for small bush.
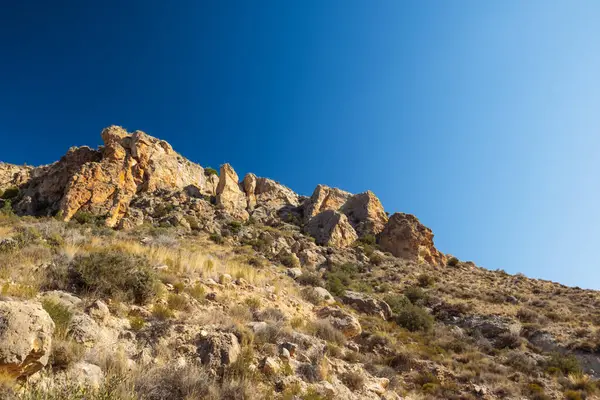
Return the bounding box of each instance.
[42,299,73,338]
[310,320,346,345]
[186,283,205,301]
[446,256,459,267]
[129,316,146,332]
[152,304,175,320]
[517,308,540,323]
[383,294,411,314]
[68,249,157,305]
[204,167,218,176]
[341,371,365,391]
[395,304,433,332]
[167,293,188,311]
[49,338,84,370]
[280,253,300,268]
[0,187,19,200]
[72,211,106,226]
[209,233,224,245]
[404,286,427,305]
[417,273,435,288]
[297,273,322,287]
[545,352,582,375]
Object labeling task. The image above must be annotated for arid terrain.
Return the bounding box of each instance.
[0,126,598,399]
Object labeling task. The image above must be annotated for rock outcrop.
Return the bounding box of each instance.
[316,306,362,338]
[216,163,249,221]
[303,185,352,222]
[304,210,358,248]
[378,213,446,265]
[196,330,241,372]
[0,163,33,192]
[12,126,210,227]
[340,191,388,236]
[341,291,393,320]
[0,300,55,379]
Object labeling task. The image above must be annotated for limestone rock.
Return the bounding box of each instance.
[38,291,82,310]
[316,306,362,338]
[305,210,358,248]
[302,287,336,305]
[0,300,55,379]
[303,185,352,222]
[243,173,258,211]
[86,300,110,323]
[340,191,388,236]
[67,314,99,346]
[341,291,393,320]
[0,163,33,192]
[216,164,248,221]
[196,331,241,372]
[378,213,446,265]
[67,362,104,389]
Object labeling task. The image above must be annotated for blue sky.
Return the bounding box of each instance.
[1,1,599,288]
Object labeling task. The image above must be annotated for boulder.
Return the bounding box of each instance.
[304,210,358,248]
[86,300,110,323]
[297,249,327,268]
[67,314,99,346]
[340,191,388,236]
[0,300,55,379]
[67,362,104,388]
[196,331,241,372]
[303,287,336,305]
[303,185,352,222]
[38,291,82,310]
[378,213,446,265]
[316,306,362,338]
[341,291,393,320]
[216,164,249,221]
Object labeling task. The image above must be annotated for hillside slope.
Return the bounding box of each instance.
[0,127,598,400]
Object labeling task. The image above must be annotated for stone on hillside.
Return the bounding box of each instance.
[86,300,110,323]
[303,287,336,305]
[0,163,33,192]
[378,213,446,265]
[341,291,393,320]
[0,300,55,379]
[67,362,104,389]
[243,173,258,211]
[297,249,327,268]
[305,210,358,248]
[303,185,352,222]
[216,163,249,221]
[316,306,362,338]
[340,191,388,236]
[68,314,99,346]
[196,331,241,372]
[38,290,82,310]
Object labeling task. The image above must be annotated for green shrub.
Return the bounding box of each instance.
[383,294,411,314]
[227,221,243,235]
[280,253,300,268]
[129,316,146,332]
[0,200,14,216]
[446,257,460,267]
[417,273,435,288]
[395,304,433,332]
[152,304,175,320]
[324,263,359,296]
[186,283,206,301]
[341,371,365,391]
[404,286,427,305]
[0,187,19,200]
[68,249,157,304]
[297,273,322,287]
[204,167,218,176]
[42,299,73,338]
[545,352,581,375]
[167,293,188,311]
[209,233,224,245]
[310,320,346,345]
[72,211,106,226]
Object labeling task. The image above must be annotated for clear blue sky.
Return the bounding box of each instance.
[1,1,599,288]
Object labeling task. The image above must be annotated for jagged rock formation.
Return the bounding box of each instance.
[0,126,446,265]
[378,212,447,265]
[216,163,249,221]
[340,191,388,236]
[304,210,358,247]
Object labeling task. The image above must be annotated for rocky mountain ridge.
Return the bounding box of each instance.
[0,126,444,266]
[0,126,599,400]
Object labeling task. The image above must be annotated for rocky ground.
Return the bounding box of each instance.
[0,127,598,399]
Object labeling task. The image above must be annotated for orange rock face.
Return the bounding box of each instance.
[341,190,388,236]
[378,213,446,265]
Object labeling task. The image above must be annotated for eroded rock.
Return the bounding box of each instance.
[304,210,358,248]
